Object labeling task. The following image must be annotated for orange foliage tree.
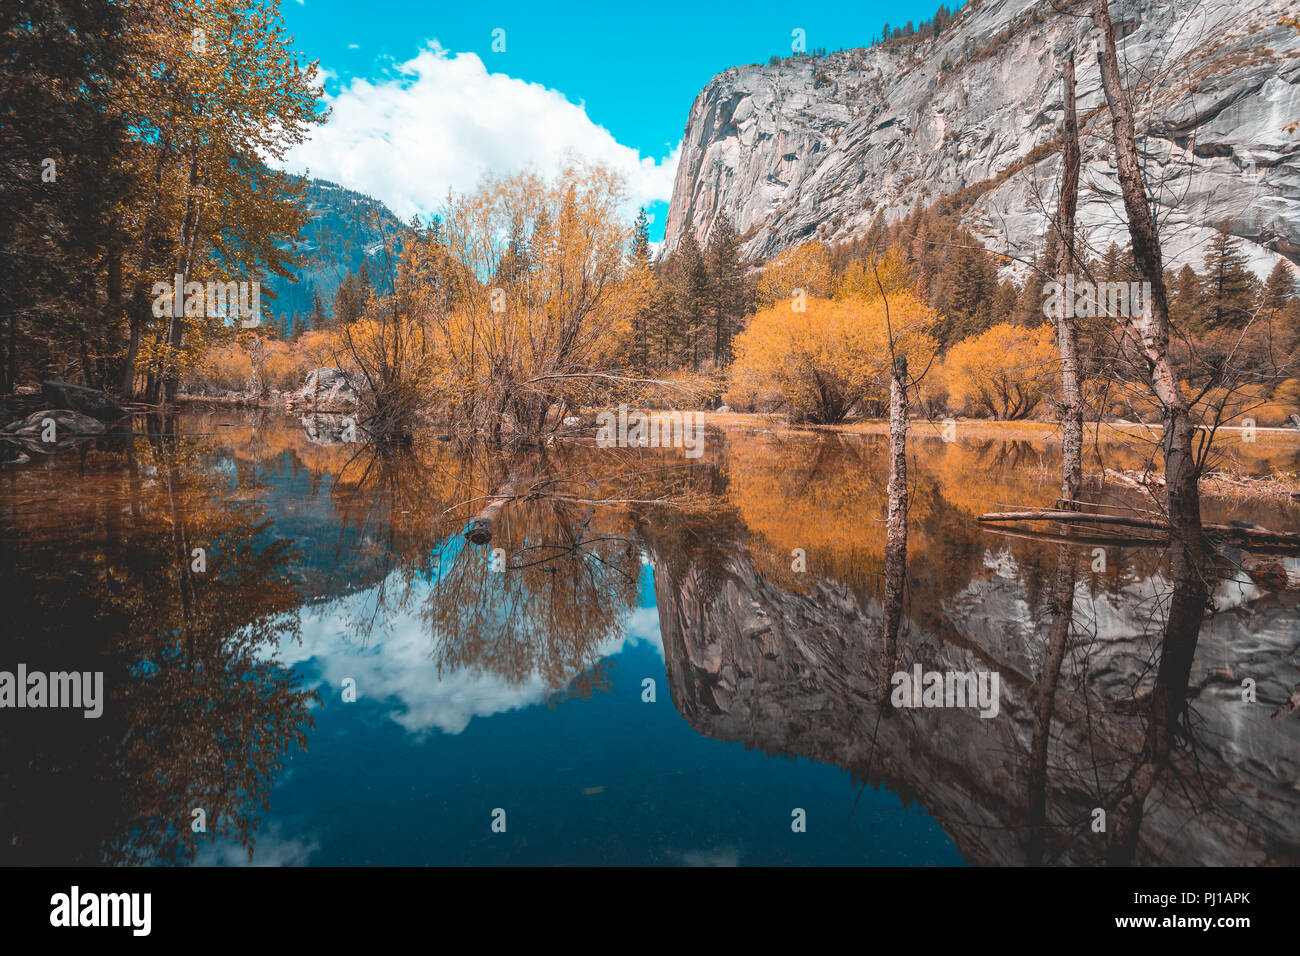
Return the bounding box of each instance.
[755,241,832,308]
[727,290,938,423]
[945,322,1058,419]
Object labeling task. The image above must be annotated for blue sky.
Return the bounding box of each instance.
[277,0,952,239]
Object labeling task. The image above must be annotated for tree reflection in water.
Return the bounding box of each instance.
[0,414,315,865]
[2,410,1296,865]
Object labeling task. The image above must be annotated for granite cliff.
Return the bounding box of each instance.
[665,0,1300,277]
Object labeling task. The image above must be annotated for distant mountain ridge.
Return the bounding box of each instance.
[665,0,1300,277]
[264,177,403,334]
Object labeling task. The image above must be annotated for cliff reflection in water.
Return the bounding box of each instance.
[652,425,1300,866]
[0,408,1296,865]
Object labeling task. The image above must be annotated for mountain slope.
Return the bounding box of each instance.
[263,178,402,332]
[665,0,1300,276]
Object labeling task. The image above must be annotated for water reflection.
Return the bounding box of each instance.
[0,409,1296,865]
[0,414,315,864]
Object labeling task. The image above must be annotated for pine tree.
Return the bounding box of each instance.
[1169,264,1200,331]
[676,232,710,369]
[1261,259,1297,317]
[310,293,327,330]
[1010,244,1057,327]
[932,230,997,346]
[628,208,653,374]
[1197,229,1257,329]
[333,267,370,328]
[705,213,747,366]
[495,213,529,287]
[991,280,1019,326]
[631,208,652,267]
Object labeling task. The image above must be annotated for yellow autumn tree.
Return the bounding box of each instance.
[125,0,326,402]
[755,241,832,308]
[727,292,938,423]
[833,246,915,302]
[373,162,637,438]
[945,322,1058,419]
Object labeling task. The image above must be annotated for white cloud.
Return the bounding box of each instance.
[273,570,663,738]
[277,42,679,220]
[346,43,359,50]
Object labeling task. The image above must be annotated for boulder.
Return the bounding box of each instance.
[1,409,105,452]
[41,380,126,420]
[2,408,106,437]
[296,368,359,408]
[300,413,360,446]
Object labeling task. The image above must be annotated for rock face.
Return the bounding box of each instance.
[39,381,126,421]
[293,368,359,409]
[665,0,1300,276]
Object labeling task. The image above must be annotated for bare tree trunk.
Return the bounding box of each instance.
[1093,0,1204,574]
[875,353,909,705]
[1055,54,1084,505]
[1107,553,1201,864]
[163,147,202,406]
[1093,0,1208,863]
[1027,544,1075,864]
[123,137,171,398]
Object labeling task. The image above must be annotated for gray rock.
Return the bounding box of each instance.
[1,409,106,452]
[296,367,359,408]
[40,380,126,420]
[2,408,106,437]
[300,413,360,445]
[646,519,1300,865]
[666,0,1300,279]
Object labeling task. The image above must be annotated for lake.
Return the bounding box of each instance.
[1,407,1297,865]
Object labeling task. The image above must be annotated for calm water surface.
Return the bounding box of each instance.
[1,407,1297,865]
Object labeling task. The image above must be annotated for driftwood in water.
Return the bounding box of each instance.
[978,510,1300,549]
[465,473,518,545]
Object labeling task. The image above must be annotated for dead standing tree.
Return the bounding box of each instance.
[1028,50,1083,865]
[1092,0,1209,864]
[873,259,909,710]
[1054,54,1085,508]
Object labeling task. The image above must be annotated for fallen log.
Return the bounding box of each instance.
[465,473,518,546]
[978,510,1300,549]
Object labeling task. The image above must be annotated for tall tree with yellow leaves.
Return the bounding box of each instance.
[122,0,325,403]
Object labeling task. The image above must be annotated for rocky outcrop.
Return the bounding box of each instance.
[291,368,359,410]
[300,413,358,446]
[665,0,1300,277]
[1,409,107,453]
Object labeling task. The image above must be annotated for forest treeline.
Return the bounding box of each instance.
[1,0,324,402]
[3,0,1298,438]
[221,188,1300,433]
